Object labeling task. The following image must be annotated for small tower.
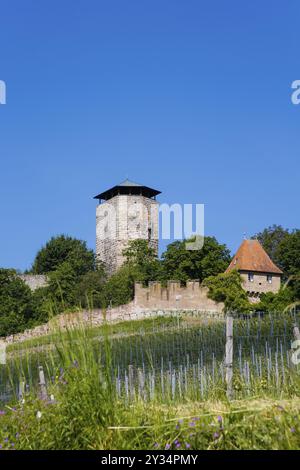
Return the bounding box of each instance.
[94,179,161,275]
[226,239,283,302]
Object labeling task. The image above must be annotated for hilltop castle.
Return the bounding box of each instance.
[94,179,282,300]
[21,180,282,309]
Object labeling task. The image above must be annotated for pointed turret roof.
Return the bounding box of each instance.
[94,179,161,201]
[118,178,143,187]
[226,239,283,275]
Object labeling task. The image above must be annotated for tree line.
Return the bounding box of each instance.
[0,225,299,337]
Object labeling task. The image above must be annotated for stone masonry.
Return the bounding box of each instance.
[134,281,224,312]
[96,194,159,275]
[240,271,281,302]
[19,274,49,291]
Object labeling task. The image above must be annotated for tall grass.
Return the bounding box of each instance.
[0,313,299,449]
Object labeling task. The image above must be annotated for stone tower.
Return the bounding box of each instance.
[226,239,283,302]
[94,179,161,275]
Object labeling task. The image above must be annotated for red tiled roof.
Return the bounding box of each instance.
[226,239,283,275]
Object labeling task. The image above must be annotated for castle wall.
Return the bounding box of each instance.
[134,281,224,312]
[19,275,49,291]
[96,195,159,275]
[240,271,281,296]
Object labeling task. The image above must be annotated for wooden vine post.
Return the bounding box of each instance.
[38,365,48,401]
[225,314,234,400]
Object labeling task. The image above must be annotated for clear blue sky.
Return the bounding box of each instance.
[0,0,299,271]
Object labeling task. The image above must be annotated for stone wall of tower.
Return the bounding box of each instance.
[239,271,281,303]
[96,194,159,275]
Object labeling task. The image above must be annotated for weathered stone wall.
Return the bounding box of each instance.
[19,274,49,291]
[96,194,159,275]
[240,271,281,298]
[134,281,224,312]
[3,302,224,345]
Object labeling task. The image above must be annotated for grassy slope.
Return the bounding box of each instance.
[1,315,299,450]
[1,395,299,450]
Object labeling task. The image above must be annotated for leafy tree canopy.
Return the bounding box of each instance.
[252,225,289,268]
[74,269,107,309]
[276,230,300,277]
[0,269,35,336]
[253,226,300,300]
[122,239,162,284]
[203,270,252,314]
[103,264,137,307]
[160,236,231,282]
[255,287,295,314]
[31,235,95,276]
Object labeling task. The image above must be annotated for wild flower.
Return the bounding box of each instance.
[185,442,191,449]
[217,415,222,424]
[165,443,171,450]
[213,432,220,440]
[36,411,42,419]
[176,442,181,448]
[0,411,5,416]
[290,427,295,433]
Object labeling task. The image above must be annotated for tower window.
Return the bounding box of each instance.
[267,274,272,284]
[248,273,254,282]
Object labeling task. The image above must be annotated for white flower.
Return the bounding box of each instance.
[36,411,42,419]
[50,394,55,402]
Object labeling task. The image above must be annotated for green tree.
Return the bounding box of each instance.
[276,230,300,276]
[253,226,300,300]
[122,239,162,283]
[46,262,78,311]
[31,235,95,276]
[160,236,231,282]
[0,269,36,336]
[75,269,107,309]
[255,287,295,313]
[103,264,137,307]
[252,225,290,268]
[203,270,252,313]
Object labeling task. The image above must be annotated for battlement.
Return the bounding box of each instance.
[134,281,224,312]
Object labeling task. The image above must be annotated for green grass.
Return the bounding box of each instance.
[0,313,299,449]
[6,316,181,353]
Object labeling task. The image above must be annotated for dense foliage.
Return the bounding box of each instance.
[253,225,300,306]
[203,270,252,313]
[160,236,231,282]
[0,225,299,337]
[31,235,95,276]
[0,269,36,336]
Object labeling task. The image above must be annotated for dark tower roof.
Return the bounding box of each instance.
[94,179,161,201]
